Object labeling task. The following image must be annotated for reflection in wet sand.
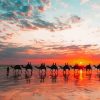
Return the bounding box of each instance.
[50,71,58,83]
[0,69,100,100]
[39,71,46,83]
[25,71,31,84]
[63,72,70,82]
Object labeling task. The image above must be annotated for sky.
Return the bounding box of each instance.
[0,0,100,65]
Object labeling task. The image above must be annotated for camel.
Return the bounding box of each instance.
[35,63,46,82]
[60,63,70,74]
[94,64,100,72]
[35,63,46,73]
[22,62,33,76]
[10,65,22,75]
[72,64,80,73]
[47,63,58,74]
[85,64,92,72]
[72,64,84,73]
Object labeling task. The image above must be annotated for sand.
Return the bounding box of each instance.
[0,67,100,100]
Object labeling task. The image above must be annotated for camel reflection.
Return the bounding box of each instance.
[63,72,70,82]
[74,72,80,79]
[96,72,100,81]
[50,71,58,83]
[86,71,92,80]
[6,66,10,78]
[25,71,31,84]
[74,70,83,85]
[39,71,46,83]
[74,70,83,80]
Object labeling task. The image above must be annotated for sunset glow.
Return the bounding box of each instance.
[0,0,100,65]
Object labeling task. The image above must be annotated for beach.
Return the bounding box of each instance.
[0,66,100,100]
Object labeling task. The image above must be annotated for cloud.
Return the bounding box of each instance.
[91,3,100,10]
[0,33,14,40]
[0,43,96,60]
[0,45,41,59]
[0,0,82,32]
[68,15,81,24]
[51,44,97,53]
[80,0,90,4]
[52,45,81,51]
[0,44,65,60]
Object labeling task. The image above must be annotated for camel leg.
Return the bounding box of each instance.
[90,69,92,73]
[31,69,33,76]
[44,69,46,76]
[86,69,87,73]
[21,69,22,73]
[63,70,65,75]
[45,68,46,74]
[68,69,70,74]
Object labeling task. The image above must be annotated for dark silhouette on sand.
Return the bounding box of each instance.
[94,64,100,72]
[22,62,33,76]
[72,64,84,73]
[60,63,70,74]
[6,66,10,77]
[10,65,22,75]
[72,64,80,73]
[47,63,58,73]
[35,63,46,73]
[35,63,46,82]
[85,64,92,72]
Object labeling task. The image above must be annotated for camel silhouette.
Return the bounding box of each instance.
[85,64,92,72]
[10,65,22,75]
[72,64,80,73]
[60,63,70,74]
[35,63,46,82]
[35,63,46,73]
[94,64,100,72]
[47,63,58,73]
[22,62,33,76]
[72,64,84,73]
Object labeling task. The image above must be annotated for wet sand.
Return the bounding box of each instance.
[0,67,100,100]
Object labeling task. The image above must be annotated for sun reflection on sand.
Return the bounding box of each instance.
[79,70,83,80]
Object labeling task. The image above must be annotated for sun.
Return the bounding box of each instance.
[73,59,88,65]
[79,61,83,65]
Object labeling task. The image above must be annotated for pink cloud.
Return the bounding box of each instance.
[38,0,51,12]
[91,3,100,10]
